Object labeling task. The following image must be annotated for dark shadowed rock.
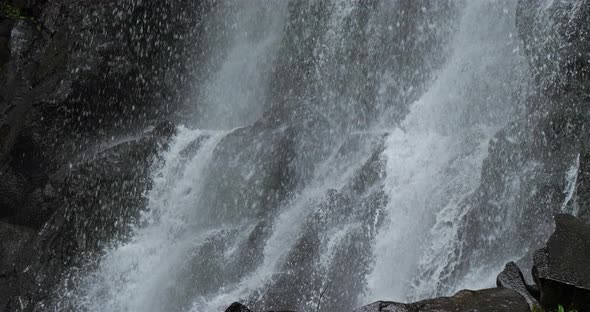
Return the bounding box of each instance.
[225,302,252,312]
[223,301,295,312]
[576,147,590,224]
[532,214,590,311]
[0,222,36,309]
[0,0,208,308]
[496,261,539,307]
[355,288,530,312]
[0,124,174,311]
[0,222,35,276]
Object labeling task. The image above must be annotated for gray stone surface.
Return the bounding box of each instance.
[354,288,530,312]
[533,214,590,311]
[496,261,539,308]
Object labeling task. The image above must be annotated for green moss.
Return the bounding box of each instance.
[532,305,544,312]
[531,304,578,312]
[0,1,41,31]
[0,2,27,20]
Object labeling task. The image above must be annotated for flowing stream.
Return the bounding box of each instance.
[67,1,534,311]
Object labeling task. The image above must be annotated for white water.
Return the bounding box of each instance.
[69,1,530,311]
[197,1,288,129]
[70,129,227,312]
[367,0,523,302]
[561,153,581,216]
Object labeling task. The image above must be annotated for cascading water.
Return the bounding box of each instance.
[64,1,536,311]
[369,0,527,301]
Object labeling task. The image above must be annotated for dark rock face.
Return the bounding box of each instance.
[225,302,253,312]
[0,222,36,308]
[533,214,590,311]
[224,301,295,312]
[0,0,207,309]
[0,127,174,310]
[1,0,209,227]
[576,148,590,224]
[517,0,590,95]
[355,288,530,312]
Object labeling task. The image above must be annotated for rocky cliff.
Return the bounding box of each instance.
[0,0,208,309]
[1,0,589,311]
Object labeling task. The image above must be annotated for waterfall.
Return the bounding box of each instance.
[65,1,533,311]
[369,0,525,301]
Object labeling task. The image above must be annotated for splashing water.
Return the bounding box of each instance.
[71,129,228,312]
[368,0,524,302]
[65,1,536,311]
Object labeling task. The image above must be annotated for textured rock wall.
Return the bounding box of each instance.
[0,0,208,310]
[447,0,590,286]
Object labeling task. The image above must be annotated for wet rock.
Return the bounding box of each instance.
[453,3,590,284]
[576,147,590,224]
[0,18,9,67]
[355,288,530,312]
[199,105,335,224]
[268,1,458,130]
[152,120,177,138]
[223,302,295,312]
[0,222,35,309]
[0,125,172,311]
[244,134,386,312]
[41,129,170,257]
[532,214,590,311]
[0,222,35,276]
[517,0,590,95]
[496,261,539,307]
[225,302,252,312]
[0,0,209,308]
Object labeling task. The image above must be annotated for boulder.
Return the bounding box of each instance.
[225,302,252,312]
[532,214,590,311]
[355,288,530,312]
[496,261,539,307]
[223,302,295,312]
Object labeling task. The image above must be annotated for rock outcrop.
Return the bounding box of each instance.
[496,262,539,308]
[225,289,532,312]
[354,289,530,312]
[533,214,590,311]
[0,0,207,309]
[225,302,253,312]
